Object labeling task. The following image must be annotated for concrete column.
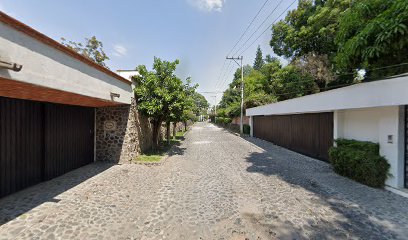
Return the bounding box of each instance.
[395,105,406,188]
[249,116,254,137]
[333,110,344,145]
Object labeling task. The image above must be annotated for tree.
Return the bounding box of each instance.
[134,57,184,149]
[168,78,198,141]
[192,92,210,116]
[270,65,319,101]
[253,45,265,70]
[335,0,408,78]
[292,53,335,89]
[270,0,350,60]
[61,36,110,68]
[265,54,279,63]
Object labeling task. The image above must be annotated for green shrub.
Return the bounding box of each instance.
[216,117,232,125]
[335,139,379,155]
[243,124,251,135]
[329,139,390,188]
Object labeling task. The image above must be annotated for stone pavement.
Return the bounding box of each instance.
[1,122,408,239]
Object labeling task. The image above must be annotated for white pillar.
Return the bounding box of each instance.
[249,116,254,137]
[333,110,344,145]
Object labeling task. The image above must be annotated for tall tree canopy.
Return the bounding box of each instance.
[61,36,110,68]
[134,58,185,148]
[253,45,265,70]
[335,0,408,75]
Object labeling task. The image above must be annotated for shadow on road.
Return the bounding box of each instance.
[242,137,408,239]
[0,163,113,226]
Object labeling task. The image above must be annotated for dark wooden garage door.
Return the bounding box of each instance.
[253,112,333,161]
[0,97,94,198]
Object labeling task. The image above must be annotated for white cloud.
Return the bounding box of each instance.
[188,0,225,12]
[113,44,127,57]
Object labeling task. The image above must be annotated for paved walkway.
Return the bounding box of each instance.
[1,122,408,239]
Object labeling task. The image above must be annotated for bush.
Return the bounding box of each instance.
[216,117,232,125]
[329,139,390,188]
[243,124,251,135]
[335,139,379,155]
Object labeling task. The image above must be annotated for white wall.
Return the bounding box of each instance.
[247,75,408,117]
[0,22,132,104]
[334,106,405,188]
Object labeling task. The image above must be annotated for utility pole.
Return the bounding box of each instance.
[226,56,244,135]
[211,95,217,123]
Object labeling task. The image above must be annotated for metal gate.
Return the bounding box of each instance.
[253,112,333,161]
[0,97,94,198]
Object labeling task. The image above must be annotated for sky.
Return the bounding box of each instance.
[0,0,297,105]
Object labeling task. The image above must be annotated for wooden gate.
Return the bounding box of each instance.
[0,97,94,198]
[253,112,333,161]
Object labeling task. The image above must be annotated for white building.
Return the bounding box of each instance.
[246,75,408,193]
[0,11,136,198]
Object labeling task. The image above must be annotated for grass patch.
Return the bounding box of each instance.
[175,130,186,138]
[134,130,186,163]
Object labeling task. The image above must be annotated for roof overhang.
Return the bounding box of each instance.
[0,12,133,105]
[0,77,125,107]
[246,75,408,116]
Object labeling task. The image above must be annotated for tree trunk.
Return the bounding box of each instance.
[173,122,177,139]
[184,121,187,132]
[166,121,171,145]
[152,119,162,151]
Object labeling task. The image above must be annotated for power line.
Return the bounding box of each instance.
[237,0,297,56]
[214,59,228,90]
[219,63,239,90]
[232,0,285,57]
[215,0,272,92]
[216,60,233,90]
[218,61,235,90]
[226,0,271,57]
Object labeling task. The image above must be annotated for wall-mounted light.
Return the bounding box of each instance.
[110,92,120,100]
[0,59,22,72]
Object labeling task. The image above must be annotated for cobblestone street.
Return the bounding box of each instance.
[1,122,408,239]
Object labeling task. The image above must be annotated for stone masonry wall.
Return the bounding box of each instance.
[95,98,193,164]
[96,98,154,163]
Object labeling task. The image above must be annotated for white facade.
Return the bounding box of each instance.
[0,21,132,104]
[247,77,407,190]
[246,76,408,116]
[334,107,405,188]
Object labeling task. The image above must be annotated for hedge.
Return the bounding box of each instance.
[243,124,251,135]
[329,139,390,188]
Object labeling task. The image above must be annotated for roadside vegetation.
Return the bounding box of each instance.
[216,0,408,121]
[329,139,390,188]
[135,128,188,163]
[134,57,209,150]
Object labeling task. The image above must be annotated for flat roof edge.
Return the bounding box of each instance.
[0,11,131,86]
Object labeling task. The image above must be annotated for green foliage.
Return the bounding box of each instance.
[244,92,277,109]
[335,139,379,155]
[329,139,390,188]
[216,117,232,125]
[61,36,110,68]
[335,0,408,74]
[192,92,210,116]
[253,45,265,70]
[134,58,181,119]
[270,65,319,101]
[134,57,198,148]
[243,124,251,135]
[270,0,349,60]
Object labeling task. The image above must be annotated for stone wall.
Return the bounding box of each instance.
[95,99,193,164]
[95,99,154,163]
